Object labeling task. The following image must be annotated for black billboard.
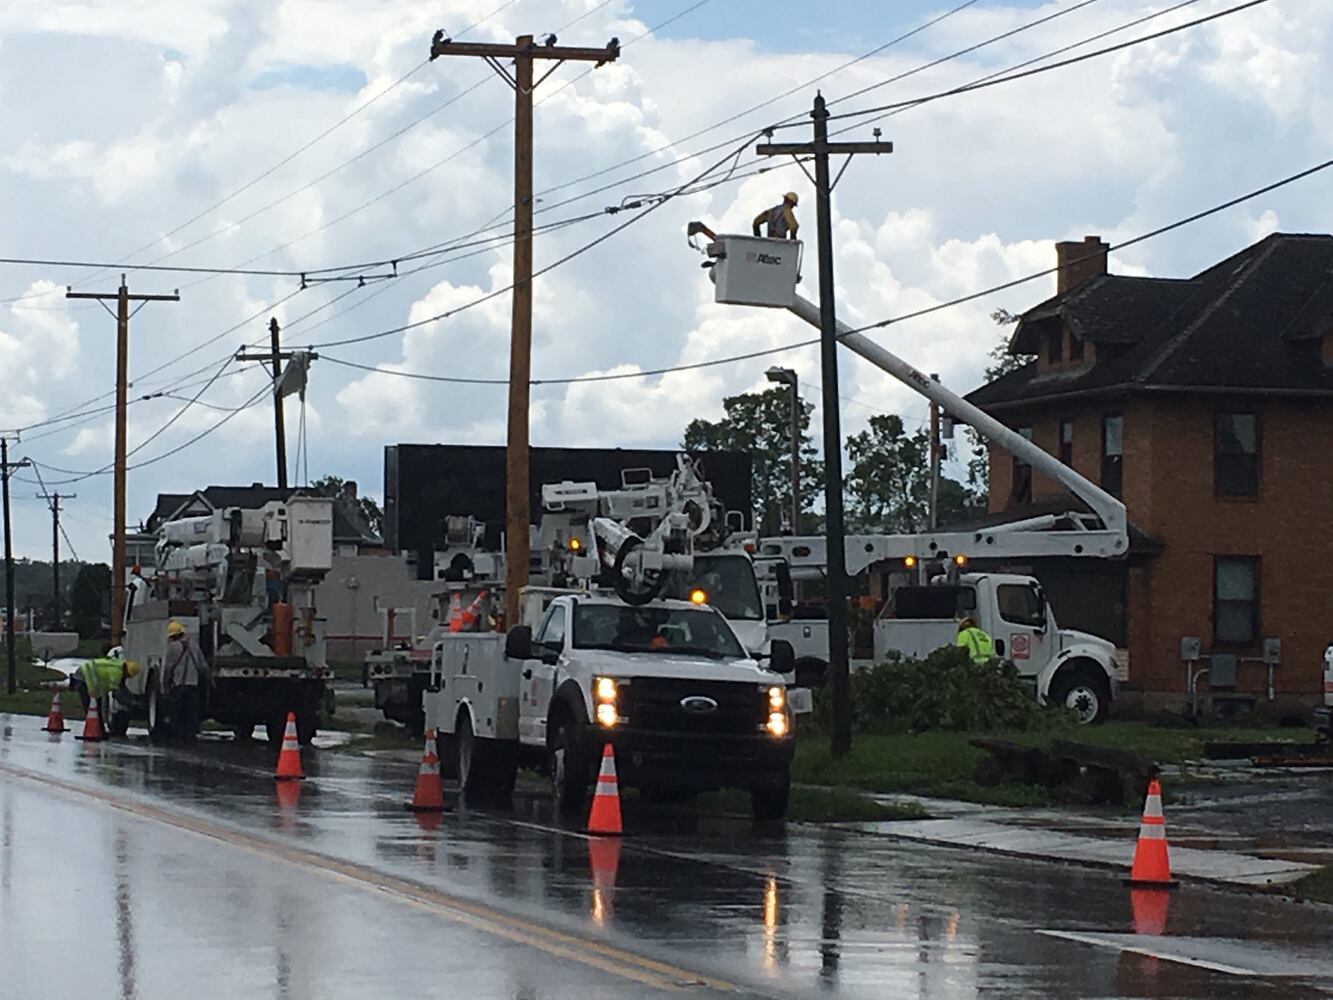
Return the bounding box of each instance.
[384,444,753,569]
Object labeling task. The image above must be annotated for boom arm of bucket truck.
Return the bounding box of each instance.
[694,232,1128,567]
[540,455,718,605]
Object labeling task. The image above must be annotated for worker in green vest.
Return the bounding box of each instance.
[71,657,140,727]
[956,617,995,665]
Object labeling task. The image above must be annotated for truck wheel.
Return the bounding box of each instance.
[549,721,589,817]
[296,708,319,746]
[147,681,169,745]
[456,713,490,806]
[489,741,518,806]
[1050,665,1111,725]
[751,777,791,823]
[795,659,827,689]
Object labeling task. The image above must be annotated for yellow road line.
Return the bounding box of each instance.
[0,761,743,994]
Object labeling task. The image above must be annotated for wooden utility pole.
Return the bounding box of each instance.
[66,277,178,645]
[1,438,32,694]
[429,30,620,626]
[237,318,311,493]
[757,95,891,757]
[47,491,75,629]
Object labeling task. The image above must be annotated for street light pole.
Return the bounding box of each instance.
[766,366,801,535]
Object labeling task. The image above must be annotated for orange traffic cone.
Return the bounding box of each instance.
[274,712,304,780]
[75,698,106,742]
[1126,779,1177,887]
[589,836,621,926]
[447,592,464,633]
[586,743,623,836]
[405,729,447,812]
[42,692,66,733]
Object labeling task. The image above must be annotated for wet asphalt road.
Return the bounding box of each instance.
[2,717,1331,1000]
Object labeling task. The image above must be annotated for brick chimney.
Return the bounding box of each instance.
[342,480,358,502]
[1055,235,1108,294]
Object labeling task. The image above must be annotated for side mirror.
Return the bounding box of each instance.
[768,639,795,677]
[541,644,561,666]
[504,625,533,661]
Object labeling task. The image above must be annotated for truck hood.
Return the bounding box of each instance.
[573,648,782,685]
[1061,629,1116,658]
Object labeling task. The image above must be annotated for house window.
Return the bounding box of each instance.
[1214,412,1260,497]
[1011,426,1032,504]
[1059,420,1074,467]
[1069,333,1085,362]
[1046,328,1063,364]
[1101,414,1123,498]
[1214,556,1259,645]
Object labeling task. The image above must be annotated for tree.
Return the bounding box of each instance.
[70,563,111,640]
[308,475,383,536]
[682,387,823,535]
[966,318,1035,495]
[844,414,982,533]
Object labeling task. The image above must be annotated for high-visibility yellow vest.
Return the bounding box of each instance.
[80,658,124,698]
[956,627,995,664]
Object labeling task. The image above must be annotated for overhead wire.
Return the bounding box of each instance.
[314,156,1333,386]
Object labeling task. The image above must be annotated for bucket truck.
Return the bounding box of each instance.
[690,229,1127,723]
[118,496,335,745]
[418,457,798,820]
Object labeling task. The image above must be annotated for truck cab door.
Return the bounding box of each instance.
[520,604,567,745]
[992,582,1050,677]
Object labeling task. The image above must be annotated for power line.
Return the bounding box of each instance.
[317,156,1333,387]
[816,0,1272,127]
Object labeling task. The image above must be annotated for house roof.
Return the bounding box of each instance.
[146,484,381,546]
[970,233,1333,409]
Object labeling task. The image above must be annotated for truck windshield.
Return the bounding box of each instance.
[572,604,747,659]
[674,554,763,621]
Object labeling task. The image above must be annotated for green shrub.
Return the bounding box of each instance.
[813,646,1068,734]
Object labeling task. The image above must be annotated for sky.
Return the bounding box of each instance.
[0,0,1329,563]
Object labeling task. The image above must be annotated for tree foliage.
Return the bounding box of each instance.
[682,387,822,535]
[70,563,111,640]
[966,320,1036,494]
[308,475,384,537]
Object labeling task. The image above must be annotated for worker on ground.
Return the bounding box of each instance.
[752,191,800,240]
[956,616,995,665]
[70,656,140,731]
[165,620,207,744]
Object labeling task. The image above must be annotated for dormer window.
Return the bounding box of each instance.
[1070,333,1085,362]
[1046,328,1063,364]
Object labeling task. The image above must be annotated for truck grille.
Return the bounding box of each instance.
[619,678,765,736]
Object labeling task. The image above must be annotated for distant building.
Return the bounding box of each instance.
[967,233,1333,720]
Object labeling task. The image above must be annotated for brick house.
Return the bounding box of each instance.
[966,232,1333,719]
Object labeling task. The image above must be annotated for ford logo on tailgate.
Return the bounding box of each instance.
[680,696,718,715]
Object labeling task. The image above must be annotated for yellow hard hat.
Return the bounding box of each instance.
[167,620,186,639]
[783,191,799,205]
[123,660,142,679]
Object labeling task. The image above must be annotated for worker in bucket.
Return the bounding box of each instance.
[956,616,995,665]
[70,656,140,729]
[752,191,800,240]
[165,620,207,744]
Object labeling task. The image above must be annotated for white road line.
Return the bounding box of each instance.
[1037,929,1263,977]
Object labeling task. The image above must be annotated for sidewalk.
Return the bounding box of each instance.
[844,789,1325,889]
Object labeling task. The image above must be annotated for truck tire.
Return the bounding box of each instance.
[795,658,828,689]
[296,707,319,746]
[456,713,490,806]
[488,741,518,806]
[549,720,590,817]
[751,775,791,822]
[1049,664,1111,725]
[147,679,170,745]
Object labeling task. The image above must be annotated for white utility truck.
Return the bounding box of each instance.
[420,460,798,820]
[118,496,335,744]
[370,457,801,730]
[690,226,1130,724]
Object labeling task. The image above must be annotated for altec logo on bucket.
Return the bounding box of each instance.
[744,252,783,266]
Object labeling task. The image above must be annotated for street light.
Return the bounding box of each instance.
[765,366,800,535]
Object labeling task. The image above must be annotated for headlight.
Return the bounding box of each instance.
[766,712,789,738]
[595,676,617,703]
[596,703,619,728]
[768,686,786,710]
[595,676,619,728]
